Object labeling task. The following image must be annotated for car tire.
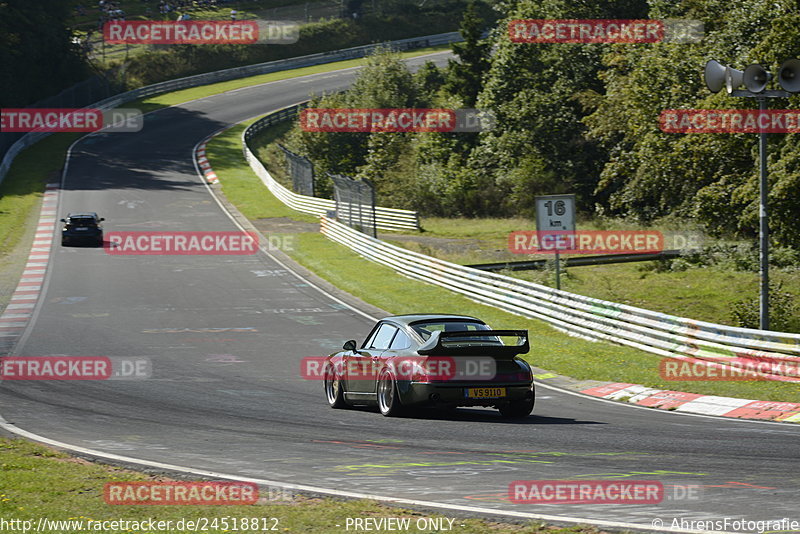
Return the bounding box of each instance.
[61,238,69,246]
[498,395,535,418]
[377,368,405,417]
[324,365,348,409]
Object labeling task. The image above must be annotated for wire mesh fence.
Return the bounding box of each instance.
[328,173,377,237]
[278,145,315,196]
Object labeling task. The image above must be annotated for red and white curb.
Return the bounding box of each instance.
[580,382,800,423]
[0,183,59,355]
[195,141,219,184]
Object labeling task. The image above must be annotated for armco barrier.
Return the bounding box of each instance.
[242,105,420,231]
[0,32,461,186]
[320,217,800,381]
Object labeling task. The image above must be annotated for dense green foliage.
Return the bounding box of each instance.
[584,0,800,248]
[123,1,495,87]
[282,0,800,249]
[0,0,89,107]
[730,281,800,331]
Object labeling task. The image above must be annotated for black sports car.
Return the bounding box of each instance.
[60,213,104,246]
[323,314,535,417]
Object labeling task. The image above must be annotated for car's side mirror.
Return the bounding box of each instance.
[343,340,358,352]
[99,218,105,221]
[59,219,66,223]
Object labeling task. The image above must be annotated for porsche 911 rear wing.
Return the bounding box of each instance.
[417,330,529,357]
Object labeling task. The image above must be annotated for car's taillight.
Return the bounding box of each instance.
[519,365,533,381]
[410,364,429,383]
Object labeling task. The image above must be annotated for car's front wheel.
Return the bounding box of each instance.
[377,368,405,417]
[498,395,534,418]
[324,365,348,409]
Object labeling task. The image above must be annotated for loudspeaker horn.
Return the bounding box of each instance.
[778,58,800,92]
[704,59,727,93]
[725,66,745,93]
[743,64,771,93]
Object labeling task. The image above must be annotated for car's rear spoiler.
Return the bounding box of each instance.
[417,330,529,357]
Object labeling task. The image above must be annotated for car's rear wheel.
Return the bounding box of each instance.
[377,368,404,417]
[324,365,348,409]
[498,395,535,418]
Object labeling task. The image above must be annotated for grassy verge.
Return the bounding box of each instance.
[0,43,448,256]
[512,262,800,328]
[0,43,447,324]
[0,134,79,256]
[206,121,316,223]
[250,120,800,329]
[0,134,82,310]
[209,123,800,403]
[390,229,800,330]
[1,438,599,534]
[127,45,451,115]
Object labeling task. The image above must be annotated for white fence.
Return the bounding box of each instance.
[0,32,461,186]
[321,217,800,381]
[242,105,420,231]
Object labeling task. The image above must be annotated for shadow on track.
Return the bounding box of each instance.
[62,107,229,192]
[344,405,605,425]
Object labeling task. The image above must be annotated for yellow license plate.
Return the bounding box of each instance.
[465,387,506,399]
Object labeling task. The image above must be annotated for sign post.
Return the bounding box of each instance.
[535,194,576,290]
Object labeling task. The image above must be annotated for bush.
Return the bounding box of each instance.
[771,246,800,269]
[729,282,799,332]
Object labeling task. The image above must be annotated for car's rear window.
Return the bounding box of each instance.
[68,219,96,227]
[410,320,489,341]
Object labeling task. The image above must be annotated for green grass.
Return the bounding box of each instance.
[248,117,800,330]
[127,45,450,115]
[0,40,617,534]
[511,262,800,327]
[417,216,535,238]
[208,121,316,223]
[2,438,600,534]
[286,233,800,402]
[207,124,800,403]
[0,44,445,317]
[0,135,80,310]
[0,134,79,255]
[0,43,449,253]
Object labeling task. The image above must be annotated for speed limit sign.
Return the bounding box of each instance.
[535,194,575,232]
[535,194,575,290]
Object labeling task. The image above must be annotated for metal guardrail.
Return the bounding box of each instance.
[320,217,800,381]
[467,250,684,271]
[0,31,461,186]
[242,105,420,231]
[7,31,797,380]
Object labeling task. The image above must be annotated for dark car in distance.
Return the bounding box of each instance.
[323,314,535,417]
[60,213,104,246]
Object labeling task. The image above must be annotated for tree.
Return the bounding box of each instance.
[287,48,419,199]
[414,61,446,105]
[584,0,800,246]
[444,0,490,107]
[0,0,88,107]
[470,0,649,215]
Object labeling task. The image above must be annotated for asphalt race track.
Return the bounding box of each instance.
[1,52,799,532]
